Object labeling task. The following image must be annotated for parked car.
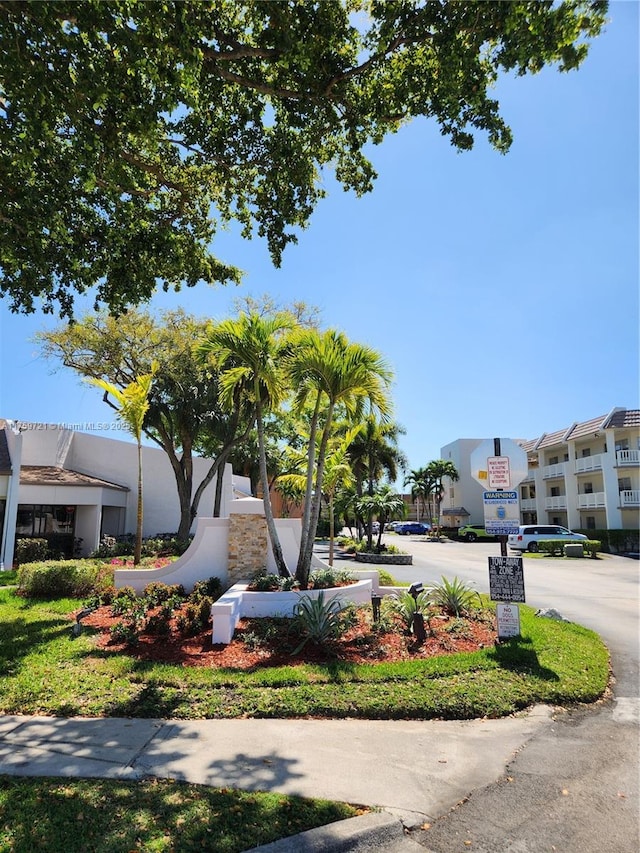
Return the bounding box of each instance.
[396,522,431,535]
[508,524,587,553]
[457,524,496,542]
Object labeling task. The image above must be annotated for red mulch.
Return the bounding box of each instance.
[78,604,497,670]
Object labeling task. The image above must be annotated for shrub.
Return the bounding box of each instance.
[190,577,222,601]
[110,619,142,645]
[17,560,99,599]
[292,592,346,652]
[430,576,481,617]
[15,539,48,566]
[386,590,434,633]
[176,603,205,637]
[143,582,176,607]
[146,612,172,637]
[248,573,282,591]
[309,568,355,589]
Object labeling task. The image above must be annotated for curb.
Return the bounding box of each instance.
[241,810,409,852]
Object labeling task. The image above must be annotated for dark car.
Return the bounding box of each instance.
[396,522,431,535]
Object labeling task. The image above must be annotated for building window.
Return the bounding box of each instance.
[16,505,76,536]
[618,477,632,492]
[583,483,593,494]
[550,486,560,497]
[581,448,591,457]
[548,456,559,465]
[616,439,629,452]
[563,453,569,462]
[586,516,596,530]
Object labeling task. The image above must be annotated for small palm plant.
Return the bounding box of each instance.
[430,576,481,617]
[292,592,345,653]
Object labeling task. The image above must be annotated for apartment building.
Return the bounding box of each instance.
[440,407,640,531]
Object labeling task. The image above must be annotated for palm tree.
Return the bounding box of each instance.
[287,329,393,587]
[347,415,407,549]
[425,459,460,531]
[89,367,156,565]
[196,312,295,577]
[356,486,405,552]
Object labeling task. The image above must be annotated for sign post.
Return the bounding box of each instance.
[471,438,529,641]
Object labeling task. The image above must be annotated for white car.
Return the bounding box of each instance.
[508,524,587,553]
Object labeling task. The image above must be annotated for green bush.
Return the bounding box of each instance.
[190,577,222,601]
[15,539,48,566]
[538,539,601,557]
[17,560,100,599]
[309,568,355,589]
[430,576,481,617]
[292,592,345,652]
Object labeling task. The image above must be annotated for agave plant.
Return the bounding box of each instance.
[430,576,481,617]
[386,589,434,633]
[292,592,345,653]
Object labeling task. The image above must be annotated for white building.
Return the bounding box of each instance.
[440,407,640,532]
[0,419,242,565]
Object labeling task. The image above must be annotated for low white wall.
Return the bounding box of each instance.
[211,578,374,644]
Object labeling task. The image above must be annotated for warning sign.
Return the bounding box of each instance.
[488,556,525,603]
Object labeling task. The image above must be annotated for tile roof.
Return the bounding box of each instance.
[604,408,640,429]
[19,466,129,490]
[0,428,11,474]
[565,415,607,441]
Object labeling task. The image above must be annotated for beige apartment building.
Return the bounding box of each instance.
[440,407,640,532]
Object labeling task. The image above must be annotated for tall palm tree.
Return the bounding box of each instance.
[425,459,460,531]
[89,367,156,565]
[287,329,393,587]
[403,467,440,524]
[347,415,407,548]
[196,312,295,577]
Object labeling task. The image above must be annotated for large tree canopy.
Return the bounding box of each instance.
[0,0,607,316]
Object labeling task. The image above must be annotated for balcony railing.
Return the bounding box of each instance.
[520,498,537,511]
[620,490,640,507]
[616,449,640,466]
[542,462,566,479]
[577,491,606,509]
[575,454,603,474]
[544,496,567,510]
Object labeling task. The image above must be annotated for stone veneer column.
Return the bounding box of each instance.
[227,513,268,585]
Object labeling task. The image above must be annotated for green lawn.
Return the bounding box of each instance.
[0,588,609,720]
[0,776,360,853]
[0,586,610,852]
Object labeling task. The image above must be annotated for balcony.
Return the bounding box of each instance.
[620,490,640,507]
[616,449,640,467]
[520,498,537,512]
[575,454,603,474]
[577,491,606,509]
[542,462,566,479]
[544,496,567,510]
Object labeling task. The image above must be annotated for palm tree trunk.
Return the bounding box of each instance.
[134,440,143,565]
[256,393,289,577]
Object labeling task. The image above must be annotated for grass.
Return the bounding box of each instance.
[0,569,17,585]
[0,587,610,720]
[0,584,610,852]
[0,776,361,853]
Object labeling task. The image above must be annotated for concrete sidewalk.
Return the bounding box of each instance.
[0,708,554,851]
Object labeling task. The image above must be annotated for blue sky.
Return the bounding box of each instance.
[1,2,638,483]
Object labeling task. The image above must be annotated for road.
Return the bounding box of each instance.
[326,535,640,852]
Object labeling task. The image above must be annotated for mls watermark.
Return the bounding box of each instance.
[15,421,129,432]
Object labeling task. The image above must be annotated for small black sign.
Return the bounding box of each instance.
[488,556,525,603]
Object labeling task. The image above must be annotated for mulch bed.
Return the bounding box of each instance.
[78,604,497,670]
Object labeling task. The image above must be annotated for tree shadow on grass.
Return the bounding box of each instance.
[0,616,73,676]
[487,635,559,681]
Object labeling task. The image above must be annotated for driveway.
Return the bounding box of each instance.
[325,536,640,852]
